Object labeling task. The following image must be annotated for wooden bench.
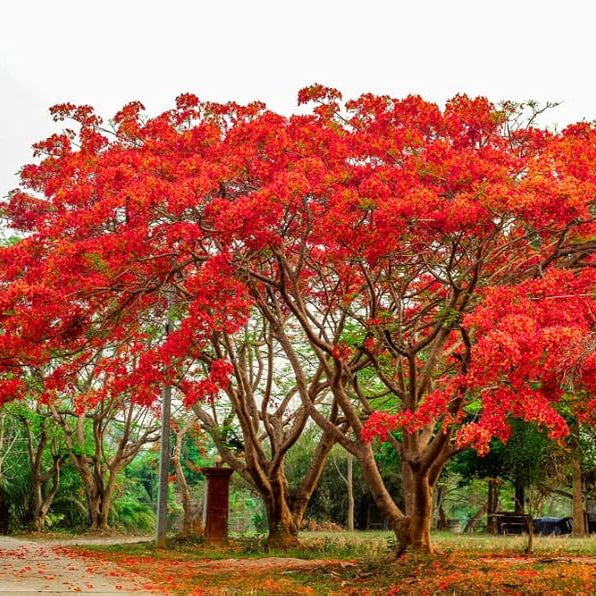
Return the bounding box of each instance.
[488,513,531,535]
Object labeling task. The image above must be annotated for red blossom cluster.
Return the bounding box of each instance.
[1,86,596,460]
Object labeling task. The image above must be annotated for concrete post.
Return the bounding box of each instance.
[155,381,171,548]
[202,467,234,544]
[156,299,172,548]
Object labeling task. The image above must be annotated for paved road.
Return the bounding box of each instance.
[0,536,163,594]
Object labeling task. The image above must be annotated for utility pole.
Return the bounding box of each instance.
[156,301,172,547]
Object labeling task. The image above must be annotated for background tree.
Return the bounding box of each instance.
[333,452,355,531]
[171,415,205,538]
[563,422,596,536]
[0,406,27,533]
[46,353,160,531]
[284,426,401,531]
[189,315,339,546]
[18,403,66,531]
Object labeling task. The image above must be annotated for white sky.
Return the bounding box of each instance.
[1,0,595,198]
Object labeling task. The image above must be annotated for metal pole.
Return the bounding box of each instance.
[156,305,172,547]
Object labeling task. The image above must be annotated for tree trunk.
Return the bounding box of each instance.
[89,497,111,530]
[265,479,299,548]
[87,492,102,529]
[357,444,407,552]
[84,478,113,531]
[486,478,500,534]
[402,460,415,517]
[30,488,48,531]
[393,457,436,553]
[525,514,534,554]
[434,483,448,531]
[30,454,63,532]
[31,478,58,532]
[514,483,525,514]
[572,451,586,537]
[23,415,64,533]
[408,471,434,552]
[464,505,487,533]
[172,422,203,538]
[180,501,204,538]
[88,492,108,530]
[97,492,111,530]
[360,447,434,554]
[31,506,49,532]
[31,484,45,532]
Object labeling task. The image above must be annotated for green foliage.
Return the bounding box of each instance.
[283,425,402,528]
[111,498,155,531]
[0,407,31,532]
[440,419,574,525]
[178,428,209,485]
[44,512,65,528]
[2,479,32,532]
[50,465,88,529]
[374,441,403,502]
[123,449,158,505]
[339,321,366,347]
[251,508,269,533]
[502,420,552,490]
[452,420,554,490]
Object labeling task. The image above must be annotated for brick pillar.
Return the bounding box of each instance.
[202,467,234,544]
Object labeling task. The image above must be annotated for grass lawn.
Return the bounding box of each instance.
[61,530,596,594]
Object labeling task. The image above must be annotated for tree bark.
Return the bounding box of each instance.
[172,421,203,538]
[464,505,487,533]
[408,471,434,552]
[84,475,113,531]
[486,478,500,534]
[356,443,409,552]
[514,483,525,514]
[23,414,64,532]
[572,450,586,537]
[265,474,299,548]
[435,483,448,531]
[30,456,63,532]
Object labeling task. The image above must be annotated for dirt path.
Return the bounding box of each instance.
[0,535,356,593]
[0,536,163,594]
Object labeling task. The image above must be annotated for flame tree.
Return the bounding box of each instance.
[1,87,596,552]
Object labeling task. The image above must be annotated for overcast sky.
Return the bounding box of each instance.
[2,0,595,198]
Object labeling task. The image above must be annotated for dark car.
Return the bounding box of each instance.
[533,517,572,535]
